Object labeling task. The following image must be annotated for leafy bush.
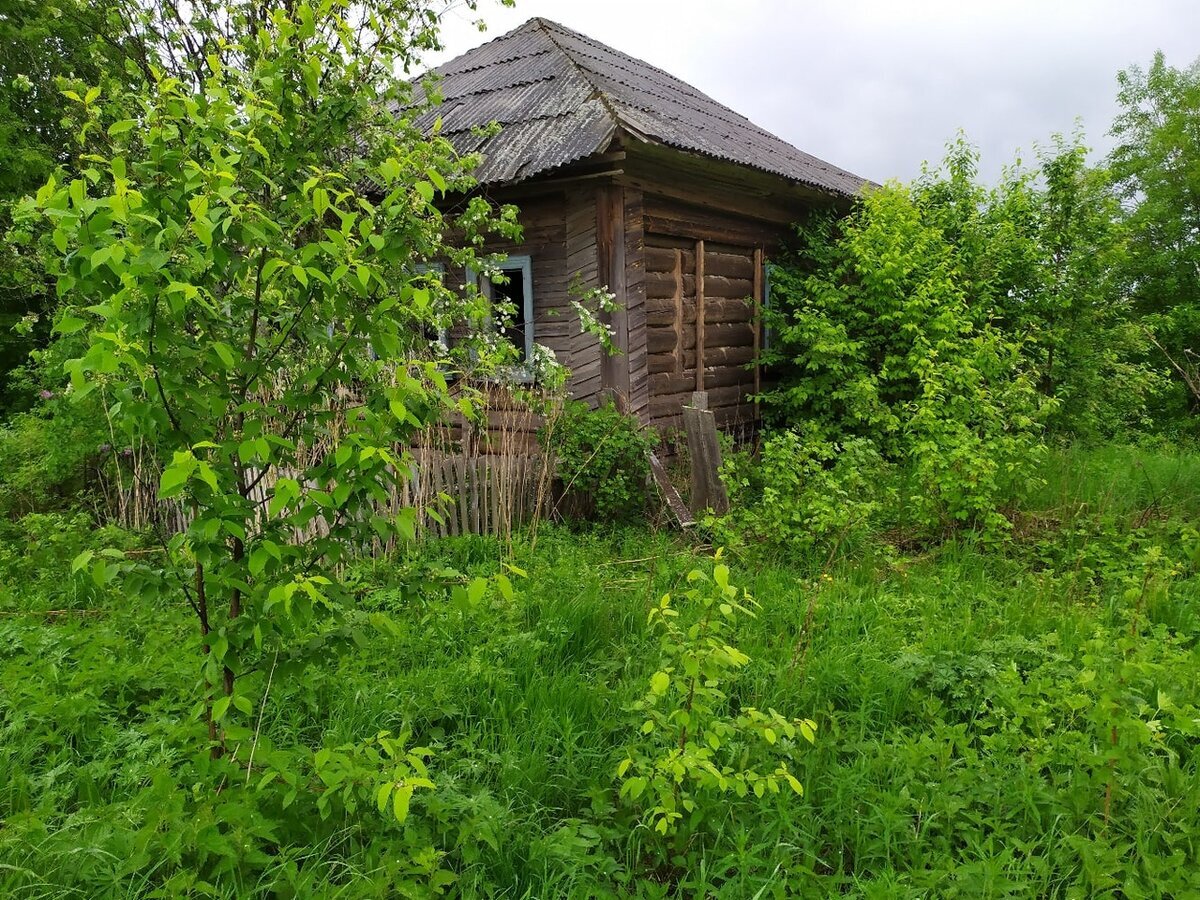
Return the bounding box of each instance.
[0,511,144,610]
[0,395,111,517]
[712,427,892,561]
[615,556,814,858]
[764,148,1053,536]
[541,400,656,522]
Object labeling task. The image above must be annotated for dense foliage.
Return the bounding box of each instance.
[3,0,1200,893]
[0,0,140,410]
[3,447,1200,895]
[762,149,1052,536]
[541,399,656,522]
[747,117,1190,551]
[713,427,890,560]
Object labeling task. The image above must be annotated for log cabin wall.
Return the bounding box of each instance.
[450,187,605,408]
[594,184,650,418]
[448,143,834,438]
[613,143,815,436]
[639,195,777,434]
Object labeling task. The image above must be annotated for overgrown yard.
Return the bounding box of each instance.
[4,444,1200,897]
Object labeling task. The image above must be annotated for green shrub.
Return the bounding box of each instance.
[0,511,145,610]
[764,152,1052,537]
[541,400,656,522]
[614,555,814,861]
[711,427,892,561]
[0,399,111,517]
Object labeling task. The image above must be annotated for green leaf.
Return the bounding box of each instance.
[212,696,232,722]
[71,550,94,574]
[392,783,414,823]
[193,217,213,247]
[292,264,308,288]
[798,719,817,744]
[213,342,237,369]
[312,187,329,220]
[89,246,112,271]
[466,576,487,607]
[649,671,670,695]
[108,119,137,136]
[494,573,514,602]
[55,314,87,335]
[195,462,220,493]
[376,782,393,813]
[159,453,197,498]
[784,771,804,795]
[621,776,647,799]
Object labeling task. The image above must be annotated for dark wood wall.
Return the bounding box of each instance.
[467,142,827,433]
[643,233,761,431]
[469,188,607,407]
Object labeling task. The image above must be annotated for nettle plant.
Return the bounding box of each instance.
[18,0,517,813]
[616,555,815,844]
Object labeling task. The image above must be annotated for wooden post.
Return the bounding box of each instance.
[753,246,763,399]
[672,248,683,376]
[597,184,630,398]
[683,404,729,516]
[694,239,706,392]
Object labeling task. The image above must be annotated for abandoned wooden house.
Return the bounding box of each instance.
[415,16,868,434]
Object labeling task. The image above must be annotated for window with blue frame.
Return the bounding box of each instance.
[468,255,535,368]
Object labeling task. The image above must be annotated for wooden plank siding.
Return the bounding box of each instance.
[563,186,603,404]
[623,188,649,418]
[642,193,768,433]
[444,160,804,438]
[464,188,608,408]
[596,184,628,399]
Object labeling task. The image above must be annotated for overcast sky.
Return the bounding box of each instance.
[423,0,1200,184]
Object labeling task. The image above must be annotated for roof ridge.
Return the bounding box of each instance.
[530,18,710,99]
[529,18,795,154]
[530,18,624,135]
[409,15,868,193]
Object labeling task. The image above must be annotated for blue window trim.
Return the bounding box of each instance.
[467,254,536,382]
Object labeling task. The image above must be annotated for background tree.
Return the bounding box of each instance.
[1110,52,1200,417]
[0,0,136,411]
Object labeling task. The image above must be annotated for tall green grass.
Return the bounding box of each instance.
[2,446,1199,896]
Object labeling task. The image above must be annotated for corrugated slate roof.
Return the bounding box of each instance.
[411,17,867,197]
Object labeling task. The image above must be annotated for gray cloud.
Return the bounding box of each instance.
[426,0,1200,183]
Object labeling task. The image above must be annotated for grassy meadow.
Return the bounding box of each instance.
[3,443,1200,897]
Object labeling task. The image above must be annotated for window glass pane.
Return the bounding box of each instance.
[493,265,529,363]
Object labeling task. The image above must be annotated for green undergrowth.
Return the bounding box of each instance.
[2,446,1200,897]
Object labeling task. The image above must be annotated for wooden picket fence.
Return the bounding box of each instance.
[109,449,554,544]
[408,452,549,539]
